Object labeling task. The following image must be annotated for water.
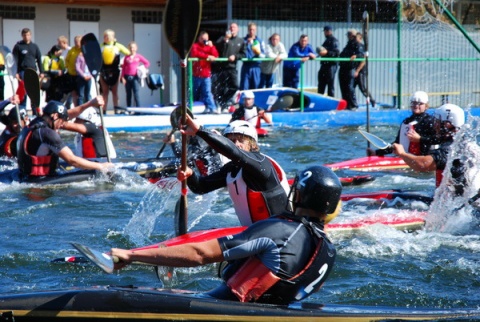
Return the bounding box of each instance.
[0,121,479,312]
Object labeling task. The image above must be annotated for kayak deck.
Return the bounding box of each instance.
[0,285,478,321]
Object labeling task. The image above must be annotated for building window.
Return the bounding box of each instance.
[0,5,35,20]
[132,11,162,24]
[67,8,100,22]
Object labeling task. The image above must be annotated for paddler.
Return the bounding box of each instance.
[16,97,113,182]
[368,91,440,157]
[176,114,290,226]
[393,103,466,193]
[112,165,341,304]
[0,95,26,158]
[230,90,272,128]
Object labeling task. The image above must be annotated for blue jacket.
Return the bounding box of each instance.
[284,42,315,70]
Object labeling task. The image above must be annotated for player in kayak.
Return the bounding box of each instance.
[368,91,440,156]
[393,103,465,193]
[177,115,289,226]
[230,90,272,129]
[112,165,342,304]
[0,95,25,158]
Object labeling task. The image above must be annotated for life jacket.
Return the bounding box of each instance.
[17,122,58,178]
[226,219,336,303]
[399,121,421,155]
[3,136,17,158]
[436,169,443,187]
[226,156,289,226]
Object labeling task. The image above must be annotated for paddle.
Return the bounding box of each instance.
[156,128,175,158]
[81,33,111,162]
[362,10,371,140]
[359,129,391,150]
[23,68,41,116]
[0,46,23,127]
[164,0,202,235]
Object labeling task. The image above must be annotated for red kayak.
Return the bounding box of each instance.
[54,212,426,263]
[341,190,433,203]
[325,156,408,171]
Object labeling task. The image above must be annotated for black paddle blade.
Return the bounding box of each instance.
[23,68,40,109]
[81,33,103,77]
[163,0,202,60]
[170,106,194,130]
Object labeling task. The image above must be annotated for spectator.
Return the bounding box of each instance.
[260,33,287,88]
[100,29,130,113]
[283,34,316,89]
[317,26,340,97]
[121,41,150,107]
[12,28,44,108]
[338,29,361,110]
[42,45,65,102]
[231,90,272,128]
[240,22,265,90]
[75,52,92,105]
[353,33,375,107]
[57,35,71,60]
[212,22,246,112]
[191,31,219,114]
[65,35,82,107]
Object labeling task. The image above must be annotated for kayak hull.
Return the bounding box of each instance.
[0,285,478,321]
[326,156,408,171]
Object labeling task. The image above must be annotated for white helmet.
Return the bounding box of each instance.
[77,107,101,126]
[434,104,465,129]
[410,91,428,104]
[242,90,255,99]
[223,120,258,142]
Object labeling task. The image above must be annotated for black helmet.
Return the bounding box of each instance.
[292,166,342,216]
[43,101,68,120]
[8,107,27,122]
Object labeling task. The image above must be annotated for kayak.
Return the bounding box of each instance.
[325,156,408,171]
[53,212,427,264]
[234,87,347,112]
[0,285,478,321]
[115,101,206,115]
[341,190,433,203]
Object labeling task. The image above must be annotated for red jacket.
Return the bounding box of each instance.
[190,41,218,78]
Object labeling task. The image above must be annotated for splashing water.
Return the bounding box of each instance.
[426,112,480,234]
[123,177,180,245]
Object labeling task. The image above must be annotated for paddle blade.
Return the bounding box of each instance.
[176,194,188,236]
[359,130,391,150]
[70,243,115,274]
[163,0,202,60]
[81,33,102,77]
[23,68,40,109]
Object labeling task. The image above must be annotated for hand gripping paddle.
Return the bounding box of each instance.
[164,0,202,236]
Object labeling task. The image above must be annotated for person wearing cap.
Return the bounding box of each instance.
[0,95,25,158]
[112,165,340,304]
[367,91,439,157]
[16,96,112,182]
[62,106,117,159]
[317,25,340,97]
[393,103,465,191]
[230,90,272,128]
[338,29,361,110]
[177,113,290,226]
[283,34,316,89]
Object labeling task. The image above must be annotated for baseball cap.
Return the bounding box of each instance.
[324,25,332,31]
[243,90,255,99]
[410,91,429,104]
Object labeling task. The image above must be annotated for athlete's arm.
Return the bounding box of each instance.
[58,146,112,171]
[393,143,436,171]
[67,96,104,119]
[111,238,223,269]
[62,122,88,135]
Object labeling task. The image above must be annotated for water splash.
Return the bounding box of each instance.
[426,112,480,234]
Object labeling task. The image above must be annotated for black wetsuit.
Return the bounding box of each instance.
[208,213,336,304]
[317,34,339,97]
[187,128,289,225]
